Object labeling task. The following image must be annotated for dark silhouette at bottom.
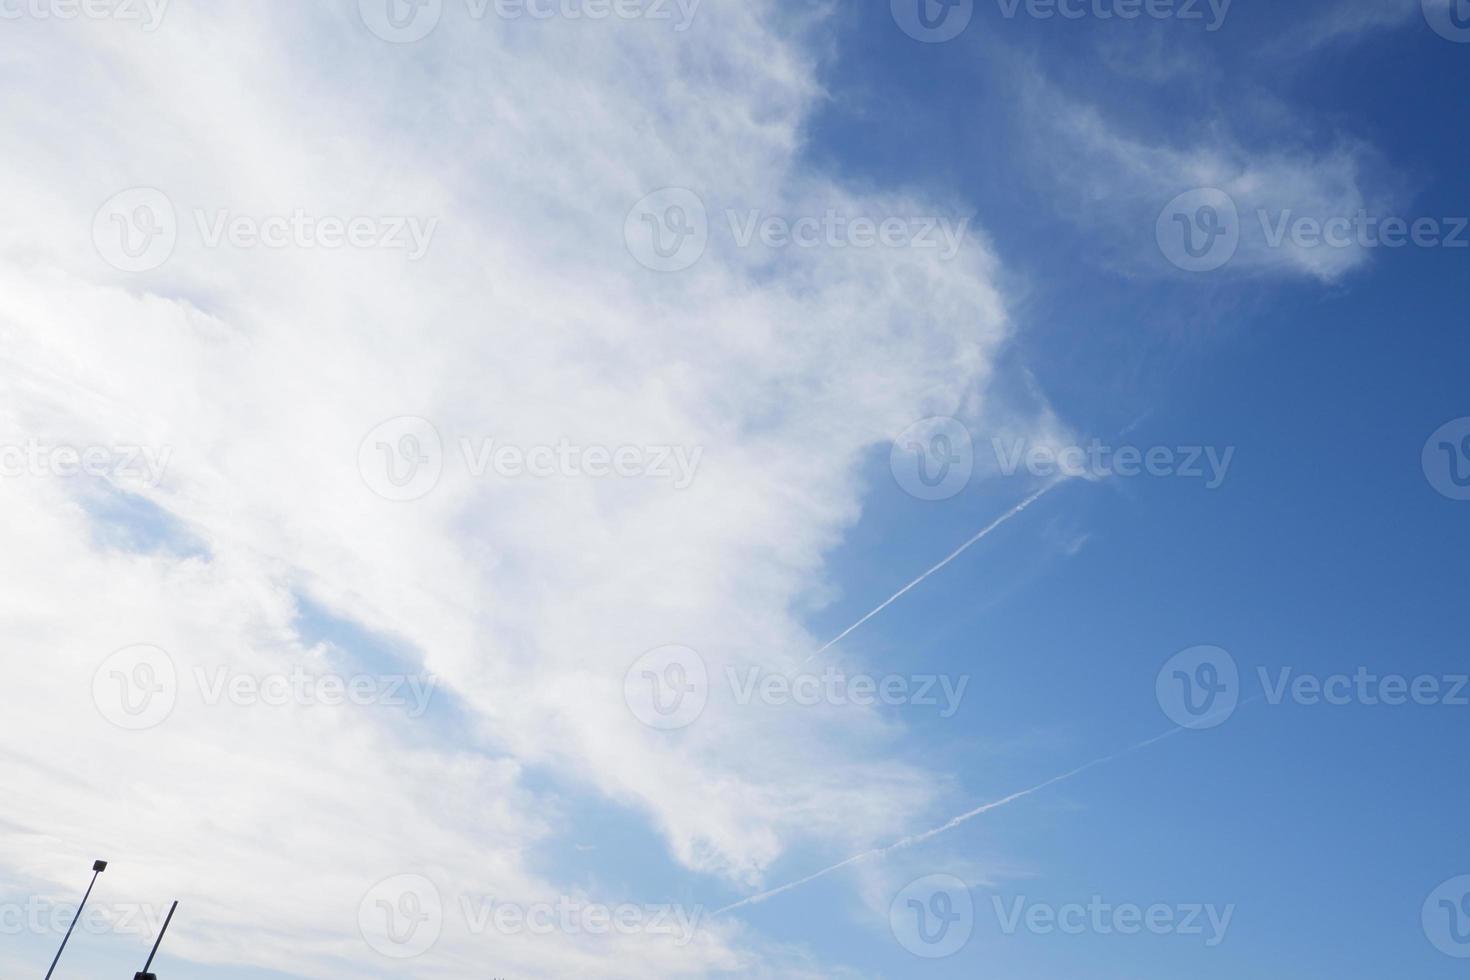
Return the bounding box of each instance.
[45,859,107,980]
[133,899,179,980]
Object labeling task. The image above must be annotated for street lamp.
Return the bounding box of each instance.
[44,859,107,980]
[132,899,177,980]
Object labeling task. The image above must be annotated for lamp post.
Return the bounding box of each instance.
[132,900,177,980]
[44,859,108,980]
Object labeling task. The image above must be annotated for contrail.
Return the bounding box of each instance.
[794,482,1061,670]
[712,710,1243,916]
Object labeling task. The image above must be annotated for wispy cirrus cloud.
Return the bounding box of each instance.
[1016,67,1396,283]
[1283,0,1421,51]
[0,2,1038,976]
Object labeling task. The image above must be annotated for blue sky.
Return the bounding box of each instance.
[761,3,1470,975]
[2,0,1468,977]
[769,3,1470,976]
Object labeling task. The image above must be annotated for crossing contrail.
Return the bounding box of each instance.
[794,482,1061,670]
[712,717,1225,916]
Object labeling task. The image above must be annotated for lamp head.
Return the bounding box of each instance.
[92,860,108,873]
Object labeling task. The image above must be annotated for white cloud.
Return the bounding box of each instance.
[0,3,1031,975]
[1019,72,1395,282]
[1285,0,1421,50]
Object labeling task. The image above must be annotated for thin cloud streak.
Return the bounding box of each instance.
[713,720,1204,915]
[795,481,1063,670]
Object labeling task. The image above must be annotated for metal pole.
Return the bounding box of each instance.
[44,860,107,980]
[134,900,177,979]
